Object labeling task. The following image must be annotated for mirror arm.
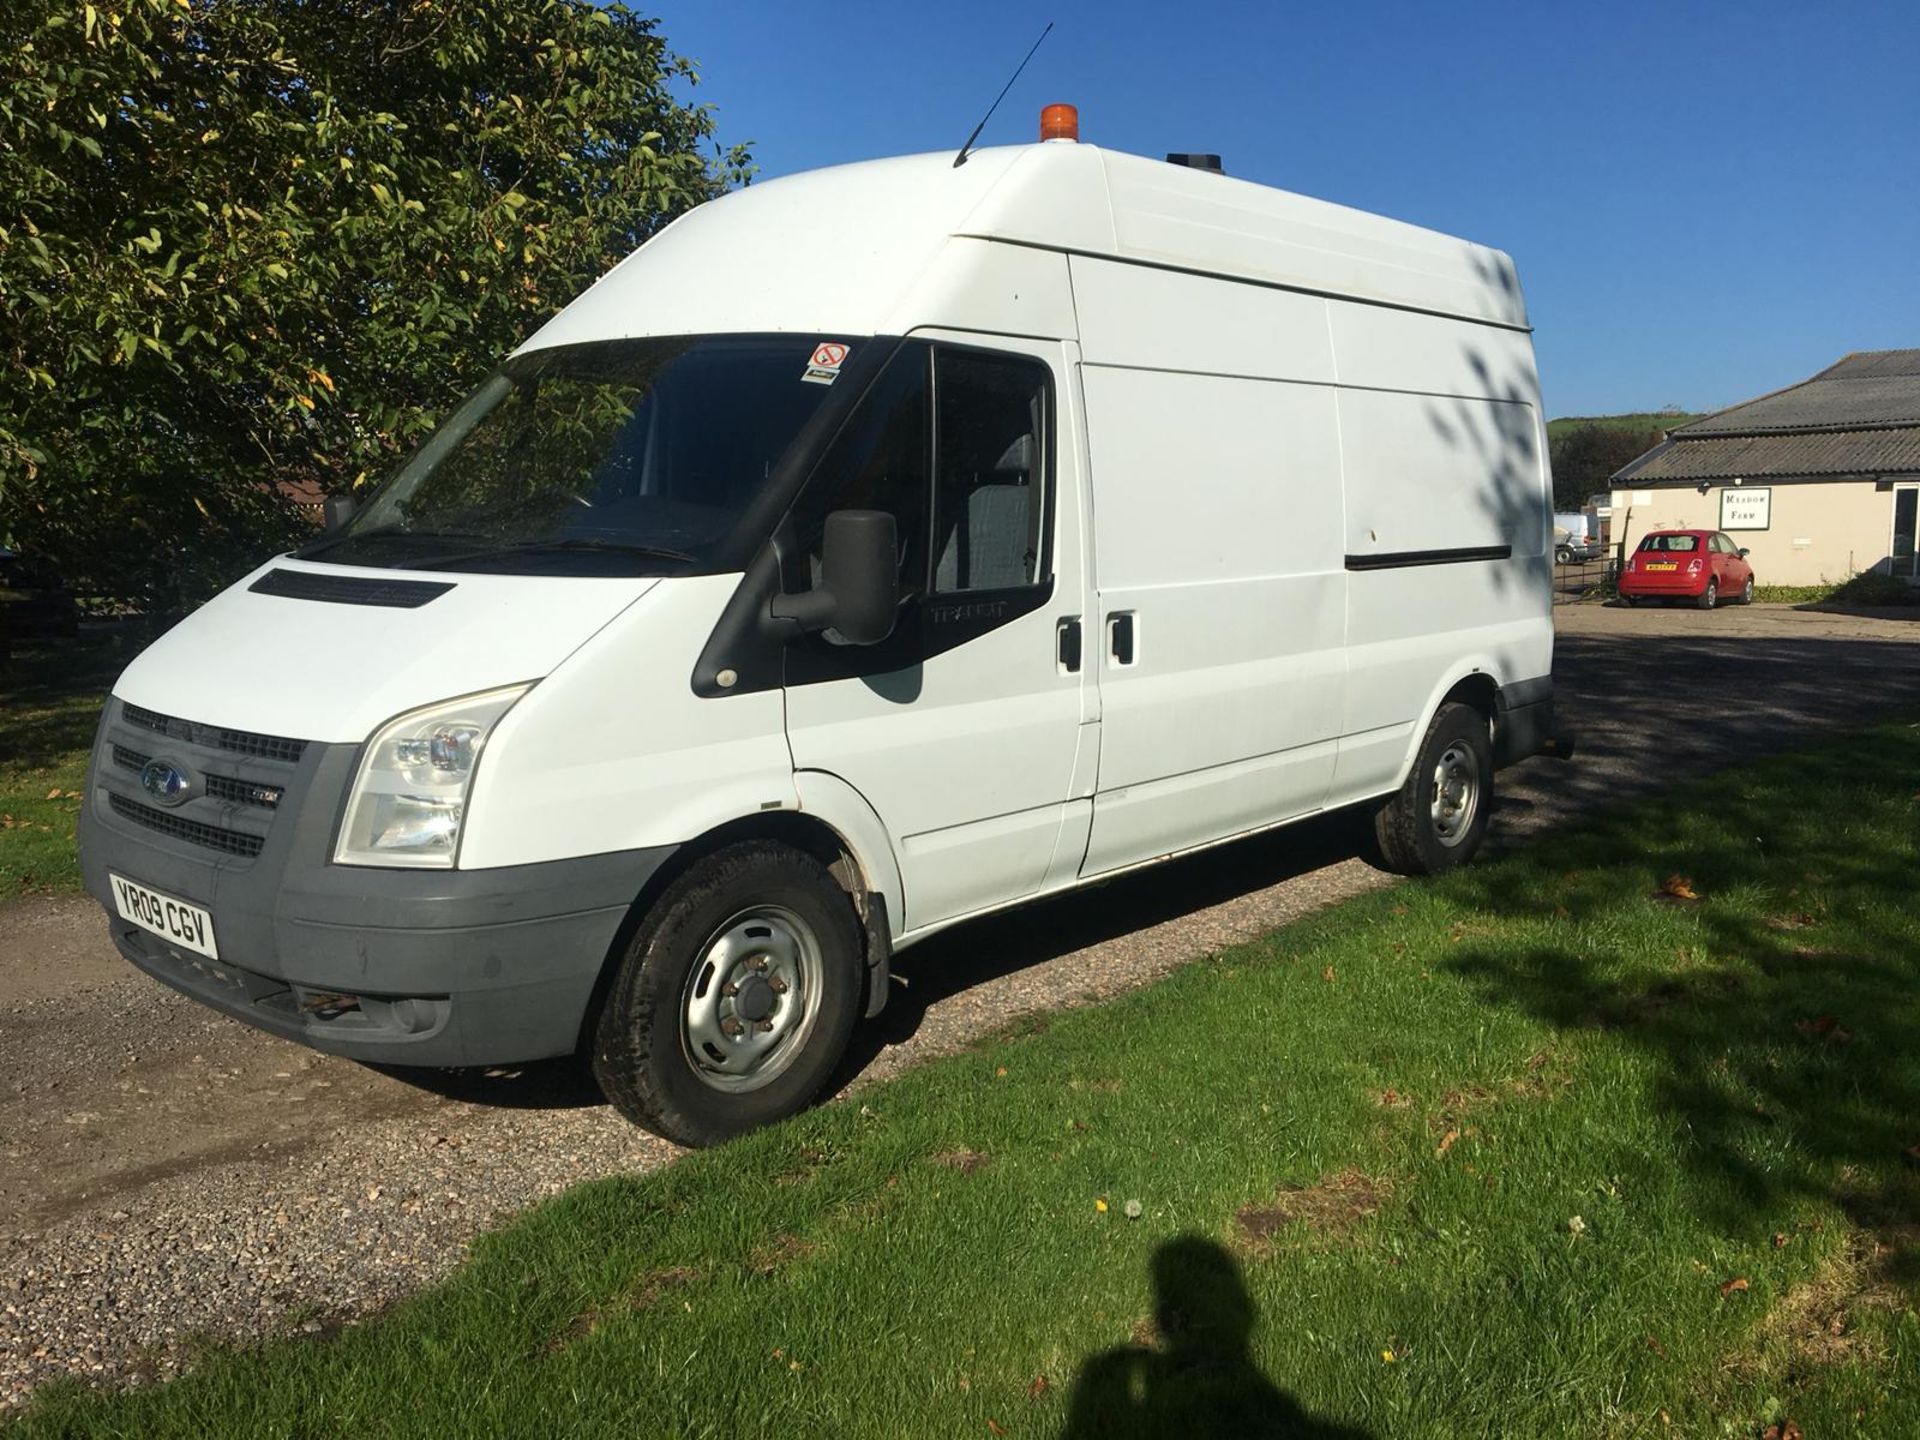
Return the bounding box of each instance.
[768,588,837,632]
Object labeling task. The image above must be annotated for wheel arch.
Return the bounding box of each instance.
[575,795,902,1051]
[1387,664,1501,791]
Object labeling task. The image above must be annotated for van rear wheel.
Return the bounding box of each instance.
[591,841,863,1147]
[1372,702,1493,876]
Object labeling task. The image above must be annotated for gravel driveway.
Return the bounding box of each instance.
[4,601,1917,1405]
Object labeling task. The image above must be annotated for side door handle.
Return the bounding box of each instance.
[1107,612,1136,667]
[1057,617,1082,673]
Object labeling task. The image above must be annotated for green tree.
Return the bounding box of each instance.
[1548,423,1670,511]
[0,0,747,611]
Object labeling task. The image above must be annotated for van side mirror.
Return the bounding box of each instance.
[322,494,357,532]
[770,509,899,645]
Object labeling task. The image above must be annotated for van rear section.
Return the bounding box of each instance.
[79,123,1567,1147]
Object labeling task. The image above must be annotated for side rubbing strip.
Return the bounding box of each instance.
[1344,544,1514,572]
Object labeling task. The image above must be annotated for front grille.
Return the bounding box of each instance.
[212,727,307,763]
[121,703,308,763]
[110,745,282,809]
[108,793,266,858]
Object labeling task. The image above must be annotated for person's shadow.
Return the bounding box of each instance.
[1061,1236,1373,1440]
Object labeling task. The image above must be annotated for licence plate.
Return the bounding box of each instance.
[110,873,219,959]
[1645,562,1678,571]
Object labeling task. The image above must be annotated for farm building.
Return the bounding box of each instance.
[1608,349,1920,586]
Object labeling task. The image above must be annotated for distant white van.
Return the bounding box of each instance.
[80,113,1564,1145]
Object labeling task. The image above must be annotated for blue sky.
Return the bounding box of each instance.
[653,0,1919,418]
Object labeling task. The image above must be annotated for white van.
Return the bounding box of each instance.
[79,117,1563,1145]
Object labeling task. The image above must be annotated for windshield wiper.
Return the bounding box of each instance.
[295,527,489,560]
[404,537,701,570]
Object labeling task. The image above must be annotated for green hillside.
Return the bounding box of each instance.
[1546,411,1699,441]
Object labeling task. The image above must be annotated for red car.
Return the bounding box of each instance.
[1618,528,1755,609]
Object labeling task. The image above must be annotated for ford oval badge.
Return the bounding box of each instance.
[139,759,193,808]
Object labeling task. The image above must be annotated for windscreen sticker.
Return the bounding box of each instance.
[801,341,851,385]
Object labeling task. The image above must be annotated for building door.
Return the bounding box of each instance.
[1893,486,1918,580]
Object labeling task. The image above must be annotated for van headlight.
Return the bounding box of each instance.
[334,684,532,868]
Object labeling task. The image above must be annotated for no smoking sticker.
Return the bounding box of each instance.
[801,341,851,385]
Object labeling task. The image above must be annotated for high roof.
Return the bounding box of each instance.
[521,143,1528,354]
[1614,349,1920,486]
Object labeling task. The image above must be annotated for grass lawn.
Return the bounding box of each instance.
[12,722,1920,1438]
[0,634,132,903]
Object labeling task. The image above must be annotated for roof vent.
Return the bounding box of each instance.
[1165,153,1224,175]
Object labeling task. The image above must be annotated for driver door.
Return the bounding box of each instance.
[781,336,1093,934]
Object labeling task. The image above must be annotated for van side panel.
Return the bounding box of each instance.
[1071,259,1348,877]
[1325,304,1553,805]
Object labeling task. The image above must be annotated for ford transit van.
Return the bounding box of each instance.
[79,117,1563,1145]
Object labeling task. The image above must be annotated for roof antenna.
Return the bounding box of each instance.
[953,21,1054,168]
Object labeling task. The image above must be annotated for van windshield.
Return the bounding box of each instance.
[301,336,846,575]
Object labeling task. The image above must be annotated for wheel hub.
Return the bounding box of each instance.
[1430,741,1482,848]
[680,906,822,1093]
[734,973,776,1023]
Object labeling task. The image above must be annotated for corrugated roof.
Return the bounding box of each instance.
[1611,348,1920,486]
[1614,425,1920,483]
[1815,349,1920,380]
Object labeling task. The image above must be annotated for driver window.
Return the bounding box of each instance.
[797,348,931,599]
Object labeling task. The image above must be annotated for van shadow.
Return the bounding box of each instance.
[370,807,1385,1116]
[839,805,1382,1072]
[364,1056,607,1111]
[1060,1236,1372,1439]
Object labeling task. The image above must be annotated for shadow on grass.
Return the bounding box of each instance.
[1442,729,1920,1281]
[0,632,139,767]
[1062,1236,1372,1439]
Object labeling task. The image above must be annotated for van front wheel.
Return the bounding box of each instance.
[591,841,864,1146]
[1372,702,1493,875]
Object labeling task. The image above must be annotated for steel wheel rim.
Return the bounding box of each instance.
[1430,740,1481,848]
[680,904,825,1093]
[1705,580,1717,608]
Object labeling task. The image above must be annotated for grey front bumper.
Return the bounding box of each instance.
[80,700,673,1066]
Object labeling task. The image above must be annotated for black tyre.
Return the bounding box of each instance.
[1372,701,1494,876]
[1695,577,1718,610]
[1555,545,1573,565]
[591,841,864,1146]
[1620,595,1638,608]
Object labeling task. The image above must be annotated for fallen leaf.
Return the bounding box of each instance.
[1645,1333,1668,1359]
[1435,1129,1459,1159]
[987,1420,1007,1437]
[1762,1422,1803,1440]
[45,787,62,800]
[1027,1374,1048,1400]
[1772,1232,1789,1248]
[1718,1276,1750,1298]
[994,1066,1008,1078]
[1795,1015,1852,1044]
[1322,965,1336,982]
[1657,874,1700,902]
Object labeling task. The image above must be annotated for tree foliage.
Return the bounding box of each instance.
[1548,422,1672,511]
[0,0,747,609]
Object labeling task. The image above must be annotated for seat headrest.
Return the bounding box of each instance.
[993,434,1034,476]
